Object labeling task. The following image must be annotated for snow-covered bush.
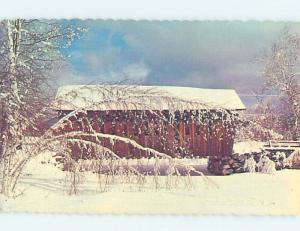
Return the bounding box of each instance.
[257,156,276,174]
[286,149,300,168]
[243,156,256,173]
[236,113,283,142]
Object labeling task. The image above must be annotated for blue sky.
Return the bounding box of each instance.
[58,20,300,105]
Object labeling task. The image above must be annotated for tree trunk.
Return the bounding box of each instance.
[0,20,23,196]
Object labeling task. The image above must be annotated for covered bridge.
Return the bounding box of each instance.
[52,85,246,159]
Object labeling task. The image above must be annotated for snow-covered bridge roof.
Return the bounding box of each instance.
[53,85,246,111]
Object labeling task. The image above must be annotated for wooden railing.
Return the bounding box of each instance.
[263,140,300,152]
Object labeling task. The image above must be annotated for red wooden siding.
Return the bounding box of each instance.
[54,110,237,159]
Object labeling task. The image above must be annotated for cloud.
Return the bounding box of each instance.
[63,20,300,94]
[56,61,150,86]
[122,62,150,83]
[84,47,123,74]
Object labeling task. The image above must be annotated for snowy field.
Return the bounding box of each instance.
[1,149,299,215]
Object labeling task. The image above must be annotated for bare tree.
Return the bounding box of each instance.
[0,19,83,196]
[261,27,300,140]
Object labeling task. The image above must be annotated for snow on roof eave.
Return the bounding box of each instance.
[53,85,246,111]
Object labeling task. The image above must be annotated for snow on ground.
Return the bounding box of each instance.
[0,151,299,215]
[233,141,265,154]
